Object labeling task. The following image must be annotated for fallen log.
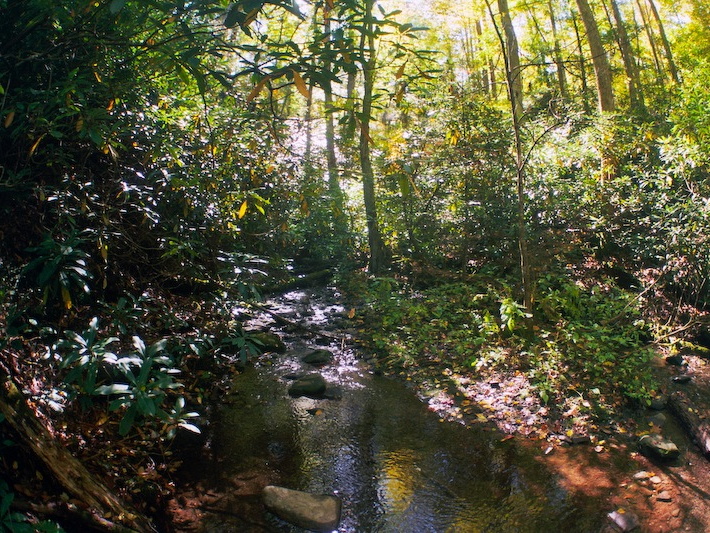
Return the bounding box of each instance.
[668,390,710,458]
[0,373,154,532]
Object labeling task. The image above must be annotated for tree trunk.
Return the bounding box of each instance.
[548,0,569,99]
[635,0,665,85]
[571,8,593,115]
[607,0,645,110]
[498,0,523,121]
[575,0,615,113]
[0,373,152,532]
[646,0,680,84]
[323,10,347,234]
[359,0,387,274]
[487,0,532,311]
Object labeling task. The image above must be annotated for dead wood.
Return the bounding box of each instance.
[0,372,154,532]
[668,390,710,458]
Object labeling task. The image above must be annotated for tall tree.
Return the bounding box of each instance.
[498,0,524,121]
[607,0,645,109]
[487,0,532,310]
[322,5,347,234]
[548,0,569,99]
[575,0,616,112]
[645,0,680,84]
[635,0,665,84]
[357,0,388,273]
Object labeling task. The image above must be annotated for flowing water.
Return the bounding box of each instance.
[180,287,606,532]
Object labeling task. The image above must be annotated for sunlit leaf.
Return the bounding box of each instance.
[179,422,201,434]
[395,62,407,80]
[247,76,270,102]
[238,200,248,219]
[61,287,72,309]
[3,110,14,128]
[28,134,45,157]
[292,70,310,98]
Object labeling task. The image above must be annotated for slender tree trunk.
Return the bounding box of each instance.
[607,0,645,109]
[575,0,615,113]
[476,19,493,96]
[487,0,532,311]
[359,0,387,273]
[323,10,346,233]
[548,0,568,99]
[498,0,523,121]
[571,8,593,115]
[646,0,680,84]
[635,0,665,84]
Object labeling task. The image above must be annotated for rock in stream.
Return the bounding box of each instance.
[263,485,342,532]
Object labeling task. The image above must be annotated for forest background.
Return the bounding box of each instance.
[1,0,710,530]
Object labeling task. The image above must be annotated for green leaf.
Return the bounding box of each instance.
[119,406,137,436]
[224,3,243,28]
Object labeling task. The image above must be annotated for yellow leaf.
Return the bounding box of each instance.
[292,70,310,99]
[100,244,108,261]
[61,287,73,309]
[347,308,356,319]
[28,134,45,157]
[4,110,15,128]
[395,62,407,80]
[75,117,84,132]
[238,200,248,219]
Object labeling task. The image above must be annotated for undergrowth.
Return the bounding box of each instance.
[349,272,658,408]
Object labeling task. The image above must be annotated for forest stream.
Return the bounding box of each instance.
[171,286,621,532]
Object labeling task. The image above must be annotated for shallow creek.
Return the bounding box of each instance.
[178,287,608,532]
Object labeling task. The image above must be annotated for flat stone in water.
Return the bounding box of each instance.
[263,485,341,532]
[288,374,327,398]
[649,395,668,410]
[646,412,668,428]
[250,331,287,353]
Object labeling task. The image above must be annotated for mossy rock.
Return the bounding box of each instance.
[288,374,327,398]
[301,349,334,366]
